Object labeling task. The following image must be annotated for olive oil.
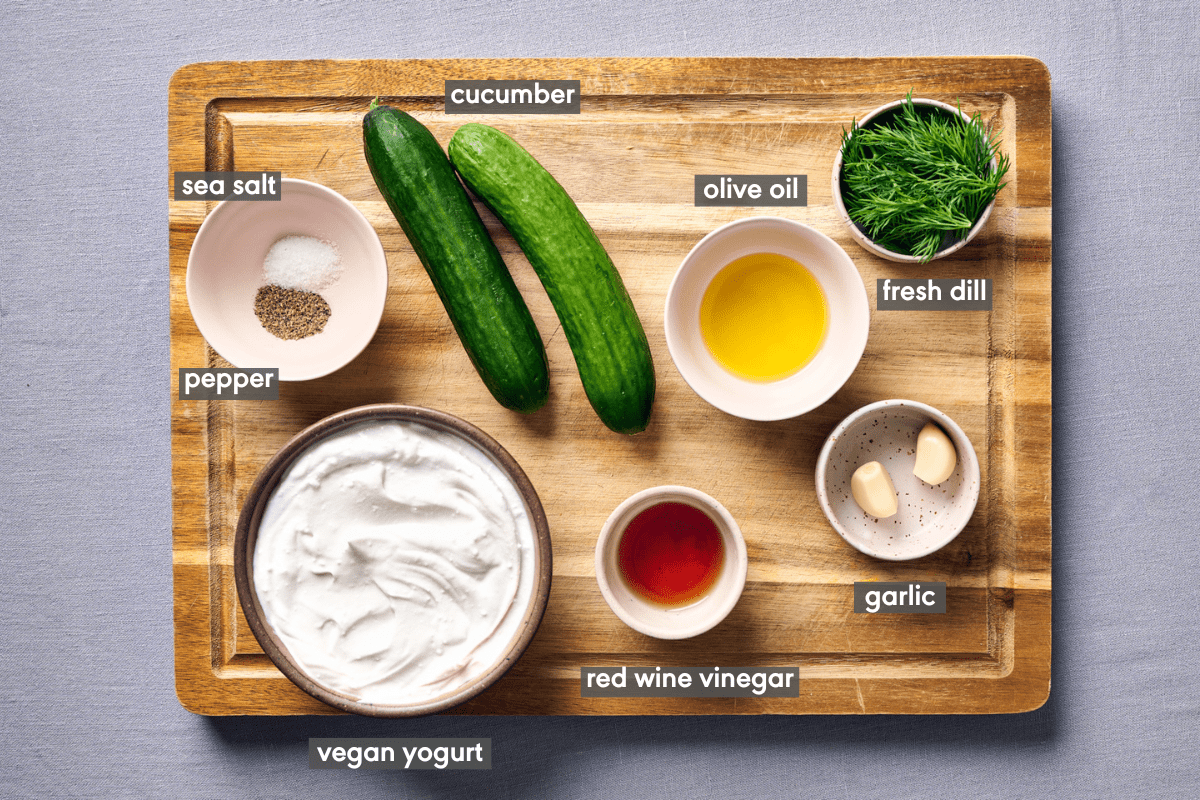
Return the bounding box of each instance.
[699,252,828,381]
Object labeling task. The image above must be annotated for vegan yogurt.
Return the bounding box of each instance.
[252,419,537,705]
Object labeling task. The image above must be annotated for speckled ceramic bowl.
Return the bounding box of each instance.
[815,399,980,560]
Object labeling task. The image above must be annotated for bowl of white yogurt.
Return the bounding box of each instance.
[234,404,552,716]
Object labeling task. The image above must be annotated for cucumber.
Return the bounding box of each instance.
[362,103,549,413]
[447,124,655,435]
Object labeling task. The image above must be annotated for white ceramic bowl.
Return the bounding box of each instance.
[185,178,388,381]
[664,217,870,421]
[595,485,747,640]
[832,98,998,263]
[815,399,981,560]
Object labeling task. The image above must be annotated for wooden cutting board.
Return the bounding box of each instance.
[170,57,1051,715]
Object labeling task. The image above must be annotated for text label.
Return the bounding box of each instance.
[445,80,581,114]
[876,279,992,310]
[309,738,491,770]
[854,582,947,614]
[581,666,799,697]
[694,175,807,207]
[178,368,279,400]
[173,171,281,201]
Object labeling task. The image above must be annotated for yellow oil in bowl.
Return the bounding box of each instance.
[699,252,828,382]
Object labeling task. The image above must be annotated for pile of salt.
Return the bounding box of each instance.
[263,235,342,292]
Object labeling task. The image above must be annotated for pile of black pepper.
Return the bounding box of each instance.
[253,284,331,340]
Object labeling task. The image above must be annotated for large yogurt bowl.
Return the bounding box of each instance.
[233,404,552,717]
[664,216,870,421]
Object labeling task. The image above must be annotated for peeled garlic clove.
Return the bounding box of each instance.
[851,461,898,518]
[914,422,957,485]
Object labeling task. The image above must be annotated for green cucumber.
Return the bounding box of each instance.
[447,123,655,434]
[362,103,549,413]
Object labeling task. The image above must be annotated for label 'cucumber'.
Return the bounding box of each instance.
[362,104,549,413]
[448,123,656,434]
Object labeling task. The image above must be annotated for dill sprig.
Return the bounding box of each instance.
[839,92,1010,262]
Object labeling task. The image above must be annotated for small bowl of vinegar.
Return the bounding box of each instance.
[664,217,870,420]
[595,485,747,640]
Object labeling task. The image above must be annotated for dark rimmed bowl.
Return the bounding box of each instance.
[831,98,1000,263]
[233,404,552,717]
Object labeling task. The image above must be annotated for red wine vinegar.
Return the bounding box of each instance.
[616,501,724,606]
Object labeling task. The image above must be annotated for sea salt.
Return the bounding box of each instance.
[263,235,342,292]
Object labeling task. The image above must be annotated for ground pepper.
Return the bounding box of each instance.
[254,284,331,340]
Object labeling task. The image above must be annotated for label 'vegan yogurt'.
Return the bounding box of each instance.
[253,419,537,705]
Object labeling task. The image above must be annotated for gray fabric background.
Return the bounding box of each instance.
[2,0,1197,797]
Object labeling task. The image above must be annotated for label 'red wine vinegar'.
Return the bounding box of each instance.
[617,502,725,606]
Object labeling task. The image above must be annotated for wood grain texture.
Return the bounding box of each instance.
[170,58,1051,715]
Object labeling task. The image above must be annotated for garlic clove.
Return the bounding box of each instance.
[851,461,898,518]
[913,422,957,485]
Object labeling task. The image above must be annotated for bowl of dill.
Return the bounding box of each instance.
[832,94,1010,263]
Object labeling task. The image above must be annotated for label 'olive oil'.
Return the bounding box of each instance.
[699,252,828,382]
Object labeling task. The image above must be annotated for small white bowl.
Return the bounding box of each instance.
[595,486,747,640]
[185,178,388,381]
[664,217,870,421]
[832,98,998,263]
[815,399,981,560]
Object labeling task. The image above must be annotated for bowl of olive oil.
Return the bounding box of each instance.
[664,217,869,420]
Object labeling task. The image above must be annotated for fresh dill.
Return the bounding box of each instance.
[839,92,1010,262]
